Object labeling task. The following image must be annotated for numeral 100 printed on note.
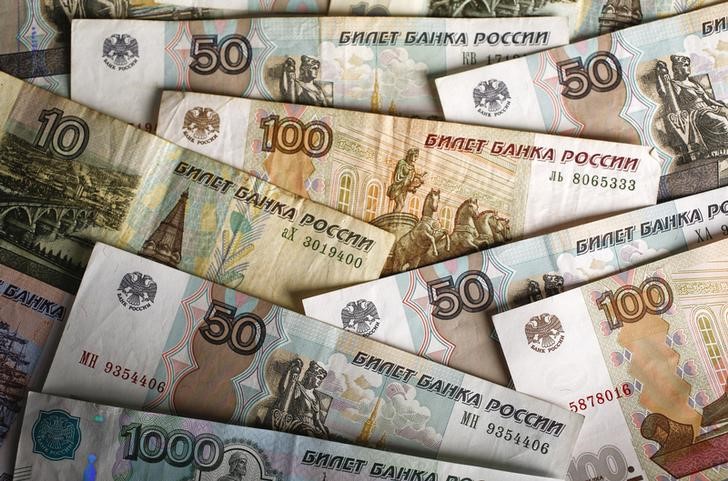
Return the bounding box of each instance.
[157,91,663,274]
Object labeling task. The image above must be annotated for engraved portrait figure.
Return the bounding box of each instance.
[386,148,426,213]
[267,359,330,439]
[216,452,248,481]
[280,55,333,107]
[656,55,728,161]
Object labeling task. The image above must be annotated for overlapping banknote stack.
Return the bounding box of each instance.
[0,1,726,481]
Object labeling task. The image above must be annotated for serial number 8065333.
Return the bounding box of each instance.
[573,173,636,191]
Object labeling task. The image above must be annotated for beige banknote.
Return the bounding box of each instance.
[70,16,569,125]
[493,238,728,481]
[0,70,393,309]
[42,242,584,478]
[0,0,230,97]
[157,90,662,273]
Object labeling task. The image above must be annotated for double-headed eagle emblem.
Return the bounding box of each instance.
[102,34,139,67]
[118,272,157,308]
[472,79,511,112]
[525,313,565,352]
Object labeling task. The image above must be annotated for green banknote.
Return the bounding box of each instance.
[493,238,728,481]
[0,70,393,309]
[0,0,230,96]
[42,243,584,478]
[15,392,563,481]
[157,91,661,273]
[436,4,728,201]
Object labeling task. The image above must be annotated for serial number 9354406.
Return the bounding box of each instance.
[486,423,550,454]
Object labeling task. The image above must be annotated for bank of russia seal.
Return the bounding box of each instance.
[341,299,380,337]
[117,272,157,311]
[473,80,511,117]
[183,107,221,145]
[525,313,565,353]
[102,34,139,71]
[31,409,82,461]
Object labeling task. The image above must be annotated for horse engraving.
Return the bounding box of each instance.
[391,189,451,272]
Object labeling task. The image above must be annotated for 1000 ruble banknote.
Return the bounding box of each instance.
[0,70,392,309]
[42,243,584,479]
[71,16,568,125]
[304,186,728,384]
[493,238,728,481]
[157,90,662,273]
[436,3,728,201]
[16,392,563,481]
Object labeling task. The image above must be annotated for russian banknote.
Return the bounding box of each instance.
[71,16,568,126]
[157,91,661,273]
[327,0,580,39]
[492,238,728,481]
[42,242,584,478]
[167,0,327,10]
[304,186,728,385]
[16,392,564,481]
[0,70,392,309]
[328,0,722,41]
[0,265,73,480]
[0,0,230,97]
[436,4,728,201]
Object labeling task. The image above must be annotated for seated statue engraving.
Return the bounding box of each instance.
[266,359,330,439]
[656,55,728,160]
[280,55,333,107]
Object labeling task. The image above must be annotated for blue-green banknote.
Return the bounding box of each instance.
[42,243,583,478]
